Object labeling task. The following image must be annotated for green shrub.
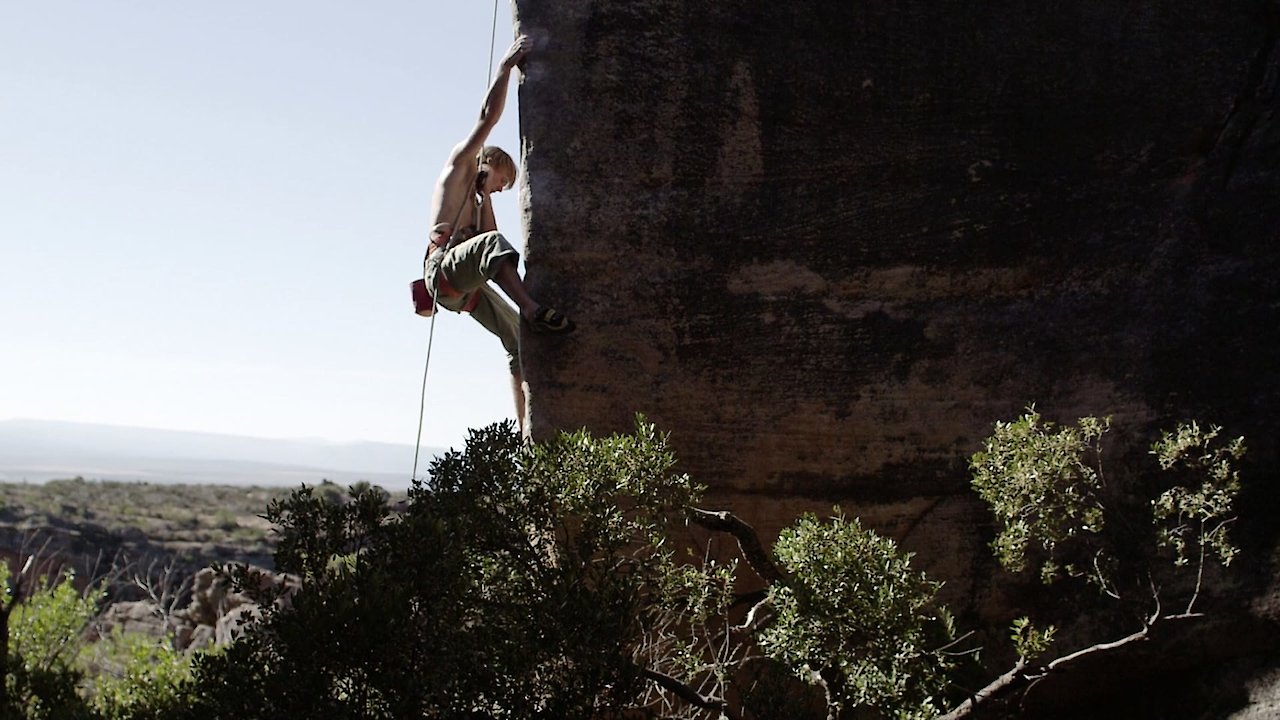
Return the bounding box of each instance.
[185,419,700,720]
[2,566,100,719]
[85,630,194,720]
[969,407,1110,585]
[761,512,955,719]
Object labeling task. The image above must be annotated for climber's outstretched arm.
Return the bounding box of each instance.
[449,35,530,167]
[430,35,530,236]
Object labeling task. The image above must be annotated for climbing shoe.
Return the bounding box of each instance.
[529,306,576,334]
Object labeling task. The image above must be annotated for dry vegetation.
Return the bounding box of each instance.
[0,478,402,575]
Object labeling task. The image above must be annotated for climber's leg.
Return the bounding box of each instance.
[437,231,575,333]
[467,285,526,429]
[436,231,520,295]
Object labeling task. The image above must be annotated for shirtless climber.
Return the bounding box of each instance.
[423,34,574,431]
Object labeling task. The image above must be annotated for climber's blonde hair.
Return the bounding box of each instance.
[477,146,517,190]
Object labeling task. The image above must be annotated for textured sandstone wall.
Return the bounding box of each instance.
[511,1,1279,714]
[514,0,1279,496]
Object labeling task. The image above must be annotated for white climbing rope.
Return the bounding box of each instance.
[411,0,504,483]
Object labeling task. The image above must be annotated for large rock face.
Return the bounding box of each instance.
[513,0,1279,715]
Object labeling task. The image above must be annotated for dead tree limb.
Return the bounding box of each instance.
[640,666,736,719]
[689,508,789,586]
[938,611,1199,720]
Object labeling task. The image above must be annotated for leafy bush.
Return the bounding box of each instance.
[185,419,702,719]
[950,410,1249,718]
[84,630,194,720]
[761,513,955,719]
[2,566,100,720]
[152,409,1251,720]
[969,408,1110,585]
[1150,421,1245,570]
[0,559,200,720]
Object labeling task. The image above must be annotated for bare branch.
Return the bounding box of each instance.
[939,608,1202,720]
[939,658,1027,720]
[1042,624,1152,672]
[1094,552,1120,600]
[732,595,773,634]
[1187,519,1207,615]
[1146,573,1163,626]
[640,666,736,719]
[128,555,195,635]
[689,508,789,586]
[933,630,979,656]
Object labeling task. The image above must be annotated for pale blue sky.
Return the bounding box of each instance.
[1,1,528,449]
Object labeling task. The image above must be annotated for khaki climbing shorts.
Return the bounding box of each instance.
[423,231,522,374]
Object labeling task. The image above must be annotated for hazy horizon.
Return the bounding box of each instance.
[0,417,447,489]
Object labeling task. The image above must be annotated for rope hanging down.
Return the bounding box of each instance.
[411,0,504,483]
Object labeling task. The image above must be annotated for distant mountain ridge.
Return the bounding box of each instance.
[0,418,442,489]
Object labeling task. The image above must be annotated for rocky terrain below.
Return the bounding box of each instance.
[1,478,408,653]
[0,478,289,577]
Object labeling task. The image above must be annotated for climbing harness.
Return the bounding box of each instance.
[410,0,504,483]
[411,194,485,317]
